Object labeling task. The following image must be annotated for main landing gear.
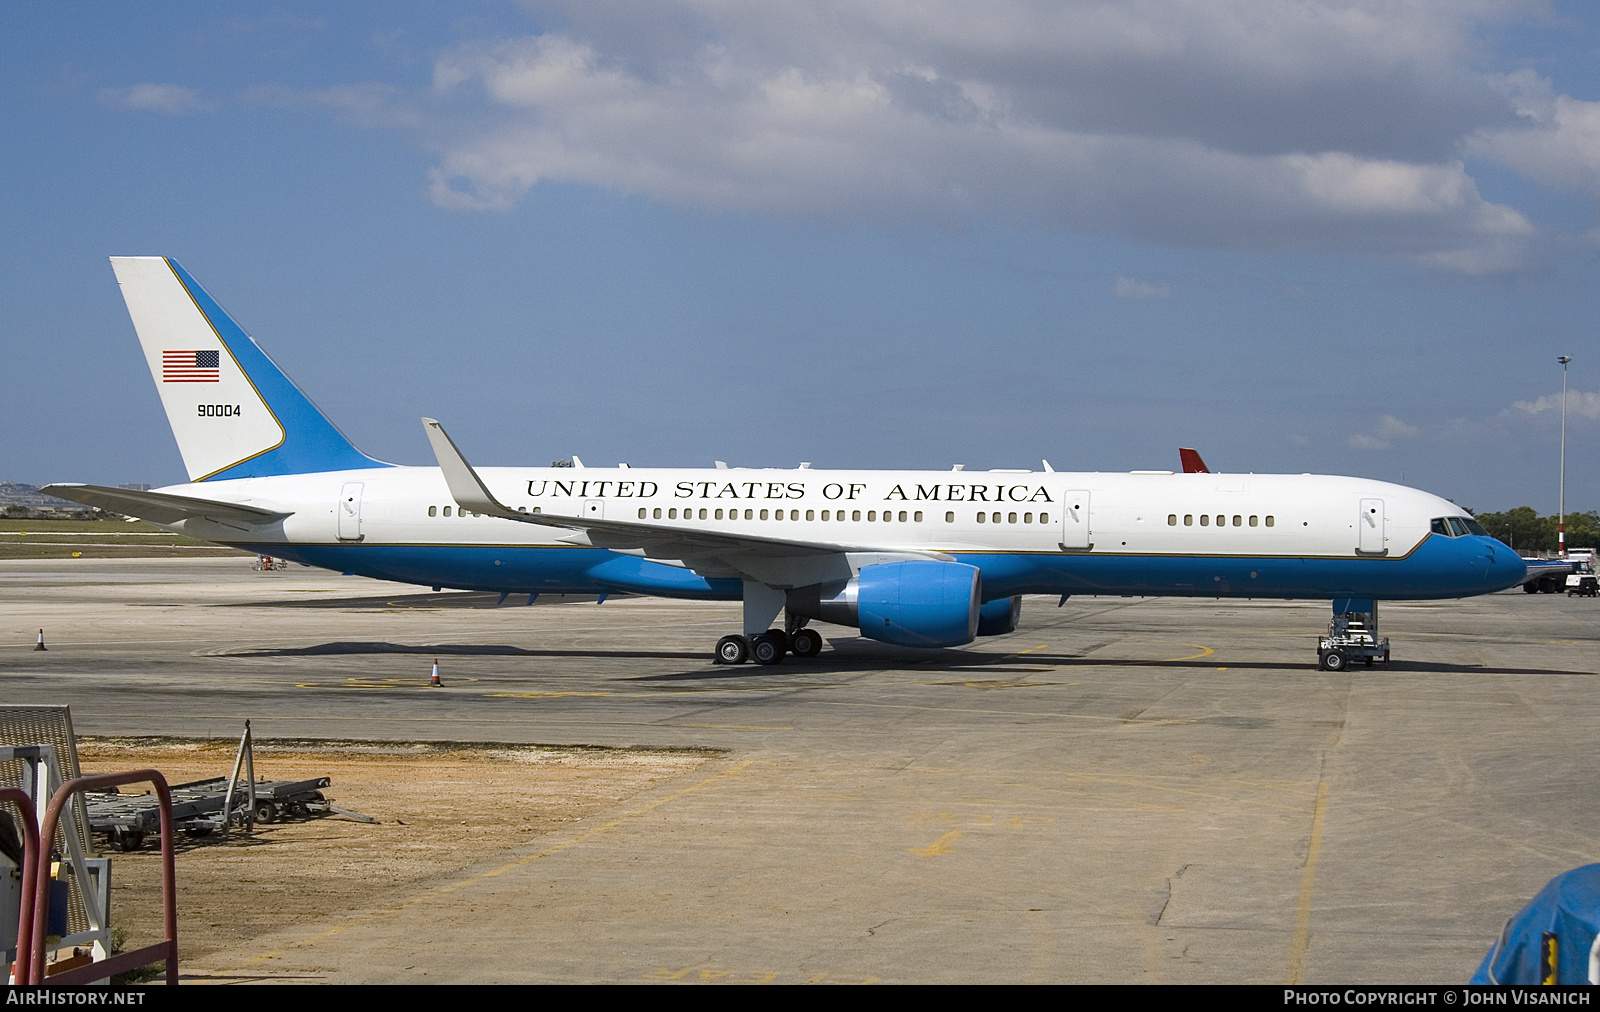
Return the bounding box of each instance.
[715,627,824,666]
[714,580,825,666]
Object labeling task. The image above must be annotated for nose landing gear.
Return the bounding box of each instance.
[1318,599,1390,671]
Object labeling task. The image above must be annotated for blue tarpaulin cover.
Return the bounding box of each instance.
[1471,864,1600,984]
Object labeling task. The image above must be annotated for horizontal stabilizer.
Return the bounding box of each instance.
[38,483,292,527]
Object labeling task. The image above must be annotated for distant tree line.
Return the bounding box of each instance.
[1470,507,1600,552]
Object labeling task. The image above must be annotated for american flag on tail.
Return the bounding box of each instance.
[163,349,220,382]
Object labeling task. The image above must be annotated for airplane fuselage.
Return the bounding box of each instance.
[161,465,1523,603]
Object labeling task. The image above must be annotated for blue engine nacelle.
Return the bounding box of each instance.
[977,596,1021,636]
[786,561,982,648]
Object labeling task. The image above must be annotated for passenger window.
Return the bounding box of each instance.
[1233,515,1242,526]
[865,511,874,521]
[945,511,955,523]
[1200,514,1209,526]
[774,510,782,521]
[806,510,815,521]
[992,512,1002,524]
[443,506,452,517]
[715,509,724,520]
[744,509,753,520]
[1008,512,1018,524]
[760,509,769,520]
[1265,516,1275,527]
[914,511,923,522]
[898,511,907,522]
[428,506,437,517]
[1249,515,1258,527]
[1168,514,1177,526]
[1216,515,1225,526]
[637,508,646,519]
[793,510,800,521]
[977,512,986,524]
[852,510,861,521]
[1184,514,1193,526]
[1023,513,1032,524]
[652,508,661,519]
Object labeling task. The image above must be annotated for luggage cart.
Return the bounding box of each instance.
[87,777,332,851]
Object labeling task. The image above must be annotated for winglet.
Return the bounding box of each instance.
[421,418,518,518]
[1179,448,1210,473]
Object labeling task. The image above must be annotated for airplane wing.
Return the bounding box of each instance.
[38,483,293,527]
[421,418,937,563]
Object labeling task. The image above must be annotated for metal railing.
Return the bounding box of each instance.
[18,770,177,986]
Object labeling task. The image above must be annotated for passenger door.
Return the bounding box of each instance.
[1060,490,1091,550]
[1357,498,1385,554]
[337,482,364,541]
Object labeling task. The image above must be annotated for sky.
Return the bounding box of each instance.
[4,1,1600,513]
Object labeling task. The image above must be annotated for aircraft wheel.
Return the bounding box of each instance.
[790,629,823,658]
[1320,649,1347,671]
[751,633,786,665]
[715,635,749,665]
[1523,582,1540,594]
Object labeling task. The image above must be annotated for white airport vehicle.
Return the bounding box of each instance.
[43,257,1528,668]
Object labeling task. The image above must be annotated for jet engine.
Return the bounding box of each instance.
[787,560,981,648]
[977,595,1022,636]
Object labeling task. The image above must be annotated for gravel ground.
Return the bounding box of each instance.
[74,738,713,970]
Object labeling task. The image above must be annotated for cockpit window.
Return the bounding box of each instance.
[1461,517,1489,537]
[1446,517,1472,537]
[1431,518,1450,537]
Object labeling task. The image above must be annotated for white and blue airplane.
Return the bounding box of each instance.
[43,257,1526,670]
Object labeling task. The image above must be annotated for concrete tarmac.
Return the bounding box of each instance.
[2,557,1598,984]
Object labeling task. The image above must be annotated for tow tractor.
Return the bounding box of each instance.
[1317,598,1390,671]
[1567,552,1598,597]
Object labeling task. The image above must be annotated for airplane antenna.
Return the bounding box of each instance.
[1041,459,1055,473]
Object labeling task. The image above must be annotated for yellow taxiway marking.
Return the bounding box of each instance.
[239,759,758,968]
[909,829,963,857]
[1170,643,1215,661]
[815,699,1193,725]
[1287,779,1331,984]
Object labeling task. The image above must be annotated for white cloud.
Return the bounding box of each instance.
[1467,71,1600,195]
[1113,277,1171,299]
[98,83,207,115]
[1510,390,1600,421]
[408,2,1540,269]
[1349,415,1419,450]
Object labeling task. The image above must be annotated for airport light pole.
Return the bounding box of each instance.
[1559,355,1572,557]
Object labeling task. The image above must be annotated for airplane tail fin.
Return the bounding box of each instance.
[110,257,390,481]
[1178,448,1210,474]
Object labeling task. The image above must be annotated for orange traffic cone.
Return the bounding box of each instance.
[430,658,442,687]
[34,629,46,652]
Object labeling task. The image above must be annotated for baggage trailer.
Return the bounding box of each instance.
[87,776,331,851]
